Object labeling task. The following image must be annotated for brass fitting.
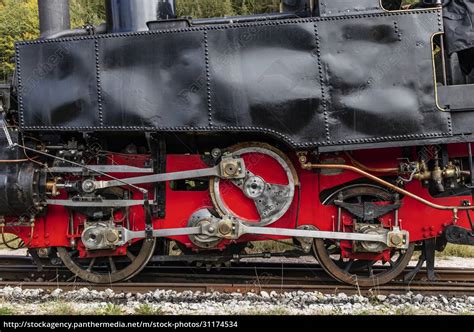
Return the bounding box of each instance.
[412,160,431,181]
[297,152,312,170]
[46,178,60,197]
[217,218,234,237]
[220,157,245,179]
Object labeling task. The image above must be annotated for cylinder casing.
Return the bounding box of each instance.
[38,0,71,39]
[106,0,176,33]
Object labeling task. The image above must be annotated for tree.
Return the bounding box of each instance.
[70,0,106,27]
[176,0,236,18]
[0,0,38,80]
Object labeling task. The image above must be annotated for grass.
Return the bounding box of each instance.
[249,307,291,315]
[99,304,124,315]
[48,302,80,315]
[246,240,293,254]
[134,304,164,316]
[436,244,474,258]
[0,306,14,315]
[393,307,437,315]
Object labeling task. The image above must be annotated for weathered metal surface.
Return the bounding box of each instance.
[319,0,382,16]
[443,0,474,54]
[15,8,452,150]
[38,0,71,39]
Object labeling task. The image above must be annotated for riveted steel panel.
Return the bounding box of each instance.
[318,11,451,145]
[207,22,327,145]
[17,39,100,129]
[98,30,208,128]
[15,9,454,150]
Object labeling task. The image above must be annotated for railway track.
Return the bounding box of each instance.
[0,281,473,297]
[0,255,473,296]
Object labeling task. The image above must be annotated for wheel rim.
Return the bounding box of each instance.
[57,238,156,284]
[313,185,414,286]
[314,238,414,286]
[210,142,298,227]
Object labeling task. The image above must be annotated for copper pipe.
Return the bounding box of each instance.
[344,152,399,173]
[303,162,472,211]
[0,159,29,163]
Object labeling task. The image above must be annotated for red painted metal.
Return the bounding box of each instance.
[2,144,473,261]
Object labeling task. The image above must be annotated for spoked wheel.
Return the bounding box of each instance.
[210,142,298,227]
[57,238,156,284]
[313,184,414,287]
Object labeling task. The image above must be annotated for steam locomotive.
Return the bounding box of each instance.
[1,0,474,285]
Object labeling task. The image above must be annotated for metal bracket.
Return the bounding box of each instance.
[0,117,13,149]
[445,225,474,245]
[335,200,401,221]
[404,238,437,282]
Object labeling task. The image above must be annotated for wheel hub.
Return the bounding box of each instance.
[187,209,223,249]
[243,176,266,198]
[354,223,388,253]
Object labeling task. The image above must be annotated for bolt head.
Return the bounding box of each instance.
[224,163,238,176]
[390,234,403,246]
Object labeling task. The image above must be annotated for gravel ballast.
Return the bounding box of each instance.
[0,287,472,315]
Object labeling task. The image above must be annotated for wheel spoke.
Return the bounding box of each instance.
[56,239,156,284]
[367,263,374,277]
[344,259,354,273]
[108,257,117,273]
[86,257,96,272]
[126,250,136,261]
[314,185,415,286]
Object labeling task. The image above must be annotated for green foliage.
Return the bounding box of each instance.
[134,304,164,315]
[176,0,236,17]
[99,303,124,315]
[0,0,39,80]
[70,0,106,27]
[175,0,279,17]
[48,302,80,315]
[232,0,280,15]
[437,244,474,258]
[0,306,14,315]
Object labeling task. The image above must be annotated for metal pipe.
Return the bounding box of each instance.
[38,0,71,39]
[301,161,473,212]
[106,0,176,33]
[46,24,107,40]
[344,152,399,173]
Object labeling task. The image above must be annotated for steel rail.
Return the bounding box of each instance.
[0,256,474,287]
[0,281,474,297]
